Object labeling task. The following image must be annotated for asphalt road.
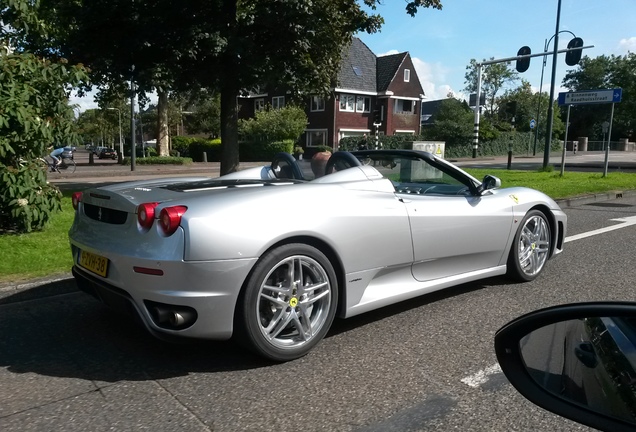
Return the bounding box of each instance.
[2,158,636,431]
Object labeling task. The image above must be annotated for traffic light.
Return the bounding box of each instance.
[565,37,584,66]
[506,101,517,120]
[373,109,381,124]
[516,46,531,73]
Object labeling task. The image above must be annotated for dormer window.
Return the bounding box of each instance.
[404,69,410,82]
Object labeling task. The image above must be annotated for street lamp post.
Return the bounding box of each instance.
[107,107,123,157]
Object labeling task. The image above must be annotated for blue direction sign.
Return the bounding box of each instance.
[558,88,622,106]
[529,119,536,129]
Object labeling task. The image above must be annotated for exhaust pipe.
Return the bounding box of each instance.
[146,301,198,330]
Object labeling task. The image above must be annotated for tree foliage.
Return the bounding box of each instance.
[18,0,444,174]
[464,59,519,117]
[238,105,308,143]
[0,51,88,232]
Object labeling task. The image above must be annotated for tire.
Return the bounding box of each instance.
[507,210,551,282]
[60,158,76,173]
[235,243,338,361]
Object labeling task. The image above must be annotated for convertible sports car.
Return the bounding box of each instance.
[69,149,567,361]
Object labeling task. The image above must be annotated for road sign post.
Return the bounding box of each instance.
[558,88,622,177]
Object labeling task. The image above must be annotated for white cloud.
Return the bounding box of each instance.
[618,37,636,53]
[411,57,456,101]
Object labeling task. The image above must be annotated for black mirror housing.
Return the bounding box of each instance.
[495,302,636,432]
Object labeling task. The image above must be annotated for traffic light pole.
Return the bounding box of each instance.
[471,45,592,159]
[543,0,562,170]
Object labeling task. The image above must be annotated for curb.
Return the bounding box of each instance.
[555,189,636,207]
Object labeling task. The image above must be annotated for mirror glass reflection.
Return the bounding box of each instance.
[520,317,636,424]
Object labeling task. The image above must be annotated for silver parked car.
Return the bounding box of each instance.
[69,150,567,361]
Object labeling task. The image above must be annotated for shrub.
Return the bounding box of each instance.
[238,105,307,142]
[189,138,222,162]
[0,53,88,232]
[240,140,294,161]
[122,156,193,165]
[171,136,195,157]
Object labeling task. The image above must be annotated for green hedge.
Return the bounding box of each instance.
[122,156,193,165]
[240,140,294,162]
[338,133,562,159]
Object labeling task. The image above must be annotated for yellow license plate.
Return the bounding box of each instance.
[79,250,109,277]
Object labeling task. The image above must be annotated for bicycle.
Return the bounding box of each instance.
[38,155,76,174]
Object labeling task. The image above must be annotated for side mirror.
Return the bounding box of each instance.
[479,175,501,194]
[495,302,636,432]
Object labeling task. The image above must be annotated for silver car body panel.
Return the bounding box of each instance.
[69,150,567,340]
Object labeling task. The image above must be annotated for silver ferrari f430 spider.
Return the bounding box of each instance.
[69,150,567,361]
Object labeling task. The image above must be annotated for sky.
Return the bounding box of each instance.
[70,0,636,111]
[362,0,636,101]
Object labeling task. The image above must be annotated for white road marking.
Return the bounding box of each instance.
[464,216,636,388]
[565,215,636,243]
[461,363,502,388]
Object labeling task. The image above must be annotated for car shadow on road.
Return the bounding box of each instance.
[0,276,515,384]
[327,276,512,337]
[0,281,276,385]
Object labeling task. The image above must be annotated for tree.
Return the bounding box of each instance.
[22,0,444,174]
[499,80,564,148]
[562,54,636,141]
[421,98,487,147]
[464,59,519,117]
[0,1,88,232]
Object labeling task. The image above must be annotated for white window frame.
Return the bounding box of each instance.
[254,98,265,112]
[311,96,325,112]
[339,94,355,112]
[404,69,410,82]
[394,99,415,114]
[306,129,328,147]
[355,96,371,113]
[272,96,285,110]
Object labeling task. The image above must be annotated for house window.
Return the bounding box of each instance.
[254,98,265,112]
[404,69,410,82]
[272,96,285,109]
[339,94,355,112]
[355,96,370,113]
[311,96,325,112]
[306,130,328,147]
[395,99,415,114]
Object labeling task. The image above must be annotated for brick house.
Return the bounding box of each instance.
[237,38,425,151]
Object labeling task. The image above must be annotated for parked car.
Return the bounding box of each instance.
[62,146,75,160]
[98,147,117,160]
[68,149,567,361]
[92,146,106,155]
[496,302,636,432]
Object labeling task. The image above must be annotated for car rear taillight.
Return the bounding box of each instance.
[159,206,187,236]
[72,192,83,210]
[137,202,159,229]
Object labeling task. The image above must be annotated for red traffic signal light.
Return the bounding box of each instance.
[516,46,531,73]
[565,37,584,66]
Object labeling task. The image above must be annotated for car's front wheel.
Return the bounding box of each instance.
[235,243,338,361]
[507,210,551,282]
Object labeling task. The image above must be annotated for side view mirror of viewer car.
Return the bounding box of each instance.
[495,302,636,432]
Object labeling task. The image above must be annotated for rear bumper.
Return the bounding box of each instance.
[72,254,257,340]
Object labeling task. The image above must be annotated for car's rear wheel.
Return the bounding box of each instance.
[236,243,338,361]
[507,210,551,282]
